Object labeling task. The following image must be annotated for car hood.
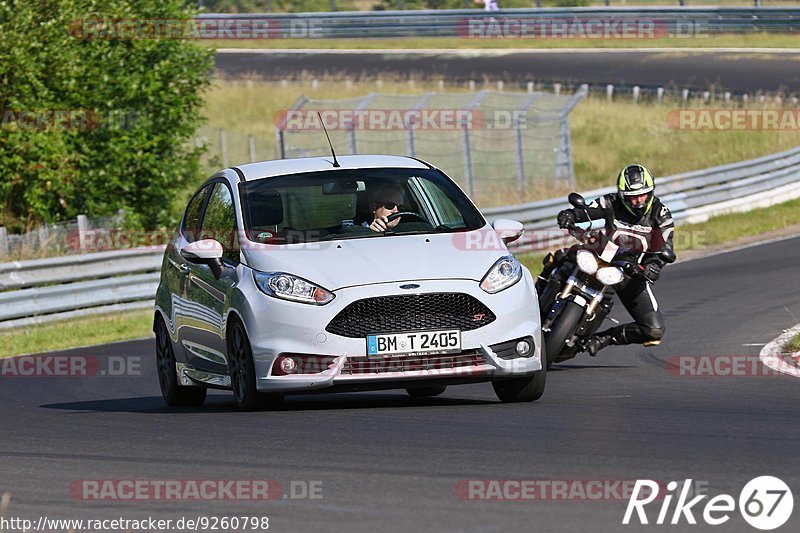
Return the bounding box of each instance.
[243,228,511,291]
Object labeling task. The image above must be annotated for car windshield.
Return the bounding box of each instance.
[241,167,485,244]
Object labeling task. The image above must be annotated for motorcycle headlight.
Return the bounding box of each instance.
[576,250,598,275]
[596,266,625,286]
[480,255,523,294]
[253,271,335,305]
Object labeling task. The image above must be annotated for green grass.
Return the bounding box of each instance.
[786,334,800,353]
[206,33,800,50]
[0,310,153,358]
[200,79,800,201]
[676,197,800,250]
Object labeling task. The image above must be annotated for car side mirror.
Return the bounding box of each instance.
[180,239,224,279]
[568,192,586,209]
[492,219,524,244]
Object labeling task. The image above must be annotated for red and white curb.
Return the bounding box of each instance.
[759,323,800,379]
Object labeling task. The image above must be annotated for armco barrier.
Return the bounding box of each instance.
[1,146,799,329]
[195,7,800,39]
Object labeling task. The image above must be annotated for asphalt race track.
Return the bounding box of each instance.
[1,236,800,532]
[215,50,800,94]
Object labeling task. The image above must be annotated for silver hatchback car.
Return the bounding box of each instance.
[154,155,545,410]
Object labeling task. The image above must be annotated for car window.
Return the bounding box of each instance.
[182,186,209,243]
[242,168,484,244]
[201,182,239,263]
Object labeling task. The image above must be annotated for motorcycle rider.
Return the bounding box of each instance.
[539,164,676,356]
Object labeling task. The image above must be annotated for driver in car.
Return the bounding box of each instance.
[542,164,676,356]
[364,185,406,232]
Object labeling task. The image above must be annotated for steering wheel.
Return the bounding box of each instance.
[386,211,427,223]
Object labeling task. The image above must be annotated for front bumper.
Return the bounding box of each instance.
[253,343,542,393]
[237,275,542,394]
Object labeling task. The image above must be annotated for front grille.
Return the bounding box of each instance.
[341,351,485,375]
[326,293,495,338]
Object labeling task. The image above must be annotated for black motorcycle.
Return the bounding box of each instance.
[537,193,672,368]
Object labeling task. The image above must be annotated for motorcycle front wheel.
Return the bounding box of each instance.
[544,300,585,369]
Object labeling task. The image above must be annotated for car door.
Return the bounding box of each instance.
[170,183,211,363]
[182,180,241,375]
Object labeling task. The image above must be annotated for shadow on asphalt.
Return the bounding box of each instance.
[550,364,636,371]
[41,392,498,414]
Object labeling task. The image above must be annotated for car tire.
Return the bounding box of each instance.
[544,300,584,369]
[492,344,547,403]
[405,385,447,398]
[155,315,207,407]
[227,318,284,411]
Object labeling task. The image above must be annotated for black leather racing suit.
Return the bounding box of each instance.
[542,193,676,347]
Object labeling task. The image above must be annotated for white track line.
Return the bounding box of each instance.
[759,323,800,379]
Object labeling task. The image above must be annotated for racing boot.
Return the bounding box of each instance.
[581,325,627,356]
[582,333,612,357]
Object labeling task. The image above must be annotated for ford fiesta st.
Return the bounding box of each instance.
[154,155,545,410]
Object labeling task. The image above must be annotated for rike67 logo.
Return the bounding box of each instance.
[623,477,794,530]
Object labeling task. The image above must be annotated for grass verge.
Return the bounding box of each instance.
[786,334,800,354]
[200,79,800,202]
[207,33,800,50]
[0,309,153,358]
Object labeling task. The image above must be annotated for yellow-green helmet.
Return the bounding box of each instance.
[617,164,655,216]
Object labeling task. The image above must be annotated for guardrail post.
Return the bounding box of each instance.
[657,87,665,103]
[248,134,256,162]
[606,84,614,100]
[77,214,88,251]
[703,91,710,104]
[632,86,640,103]
[682,89,690,103]
[724,92,731,105]
[527,81,534,93]
[0,227,7,258]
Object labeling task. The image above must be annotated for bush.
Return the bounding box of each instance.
[0,0,213,230]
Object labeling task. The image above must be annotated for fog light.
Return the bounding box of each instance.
[279,356,297,374]
[515,340,532,357]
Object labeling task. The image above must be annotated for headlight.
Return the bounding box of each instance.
[576,250,598,275]
[253,271,335,305]
[596,266,625,286]
[480,255,522,294]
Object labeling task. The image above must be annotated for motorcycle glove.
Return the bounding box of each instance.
[557,210,576,229]
[642,263,661,283]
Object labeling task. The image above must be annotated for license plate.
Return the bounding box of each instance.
[367,329,461,356]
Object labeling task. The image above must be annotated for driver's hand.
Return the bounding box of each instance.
[557,210,576,229]
[369,216,389,232]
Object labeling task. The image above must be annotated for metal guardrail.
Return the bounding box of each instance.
[197,8,800,38]
[1,146,799,329]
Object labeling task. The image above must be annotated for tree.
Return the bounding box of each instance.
[0,0,213,230]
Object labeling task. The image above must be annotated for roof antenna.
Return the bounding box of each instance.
[318,112,340,168]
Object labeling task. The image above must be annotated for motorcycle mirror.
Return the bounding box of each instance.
[568,193,586,209]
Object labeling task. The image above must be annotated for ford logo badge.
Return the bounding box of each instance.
[399,284,420,290]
